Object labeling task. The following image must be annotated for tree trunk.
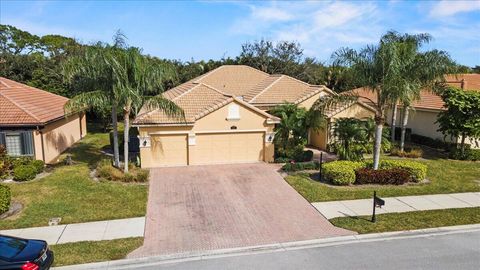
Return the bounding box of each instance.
[373,118,384,170]
[123,108,130,173]
[400,107,410,152]
[111,105,120,168]
[460,132,466,156]
[390,103,398,143]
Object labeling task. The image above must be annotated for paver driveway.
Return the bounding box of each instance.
[130,163,353,257]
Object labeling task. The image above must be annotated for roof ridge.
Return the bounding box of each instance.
[249,75,284,103]
[0,90,42,122]
[193,65,226,83]
[199,82,232,97]
[172,83,202,101]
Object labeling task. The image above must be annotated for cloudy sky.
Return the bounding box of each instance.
[1,0,479,66]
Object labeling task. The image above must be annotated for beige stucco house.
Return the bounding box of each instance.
[133,65,375,168]
[350,74,480,148]
[0,77,87,163]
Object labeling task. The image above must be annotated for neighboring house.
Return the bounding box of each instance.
[349,74,480,148]
[133,65,375,167]
[0,77,87,163]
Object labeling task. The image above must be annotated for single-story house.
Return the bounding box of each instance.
[0,77,87,163]
[133,65,375,168]
[349,73,480,148]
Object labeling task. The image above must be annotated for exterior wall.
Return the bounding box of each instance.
[137,100,276,168]
[33,113,85,164]
[309,103,375,150]
[332,103,375,120]
[386,108,452,141]
[298,92,325,110]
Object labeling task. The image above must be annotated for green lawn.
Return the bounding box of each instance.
[285,158,480,202]
[51,237,143,267]
[0,125,147,229]
[330,207,480,234]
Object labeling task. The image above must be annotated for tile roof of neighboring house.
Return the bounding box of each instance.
[134,65,330,125]
[0,77,69,126]
[347,74,480,112]
[445,74,480,91]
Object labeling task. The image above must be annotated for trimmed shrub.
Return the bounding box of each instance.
[31,160,45,174]
[0,184,11,215]
[449,148,480,161]
[274,157,292,163]
[13,164,37,181]
[355,168,411,185]
[282,161,319,172]
[12,157,33,168]
[366,160,427,182]
[323,161,365,186]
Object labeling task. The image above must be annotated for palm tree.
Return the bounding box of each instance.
[331,42,402,169]
[270,103,325,151]
[115,45,182,172]
[63,40,123,168]
[380,32,454,151]
[332,118,368,161]
[64,32,183,172]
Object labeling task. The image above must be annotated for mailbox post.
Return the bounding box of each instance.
[319,152,323,181]
[372,191,385,223]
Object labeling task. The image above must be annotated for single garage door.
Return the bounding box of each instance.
[193,132,264,165]
[151,134,188,166]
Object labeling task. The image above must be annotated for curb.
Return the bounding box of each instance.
[53,223,480,270]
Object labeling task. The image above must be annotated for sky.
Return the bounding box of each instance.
[1,0,479,66]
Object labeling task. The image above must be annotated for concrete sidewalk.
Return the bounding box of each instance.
[313,192,480,219]
[0,217,145,245]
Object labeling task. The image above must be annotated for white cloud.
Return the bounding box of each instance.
[429,0,480,17]
[251,6,294,22]
[229,1,381,60]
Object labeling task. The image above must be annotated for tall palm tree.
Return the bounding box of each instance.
[381,32,453,151]
[115,45,182,172]
[63,40,123,168]
[330,41,403,169]
[64,32,183,172]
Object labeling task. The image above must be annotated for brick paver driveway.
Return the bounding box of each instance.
[130,163,353,257]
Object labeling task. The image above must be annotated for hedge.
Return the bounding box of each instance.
[0,184,11,215]
[282,161,319,172]
[449,148,480,161]
[13,164,37,181]
[31,160,45,174]
[365,160,427,182]
[355,168,411,185]
[323,161,365,185]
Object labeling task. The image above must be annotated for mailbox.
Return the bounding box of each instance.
[371,191,384,223]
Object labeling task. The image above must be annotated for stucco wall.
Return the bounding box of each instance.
[33,113,85,163]
[332,103,375,120]
[298,92,325,110]
[137,100,276,167]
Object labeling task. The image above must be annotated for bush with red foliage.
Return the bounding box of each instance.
[355,168,411,185]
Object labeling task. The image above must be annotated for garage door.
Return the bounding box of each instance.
[151,134,187,166]
[193,132,264,165]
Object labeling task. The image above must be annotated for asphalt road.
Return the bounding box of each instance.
[130,230,480,270]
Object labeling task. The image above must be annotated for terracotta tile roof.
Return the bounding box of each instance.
[134,84,233,124]
[348,87,445,111]
[445,74,480,91]
[134,65,328,125]
[0,77,69,126]
[347,74,480,112]
[248,75,325,106]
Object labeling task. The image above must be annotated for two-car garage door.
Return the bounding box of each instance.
[151,132,264,166]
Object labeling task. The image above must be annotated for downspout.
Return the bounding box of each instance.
[37,126,46,163]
